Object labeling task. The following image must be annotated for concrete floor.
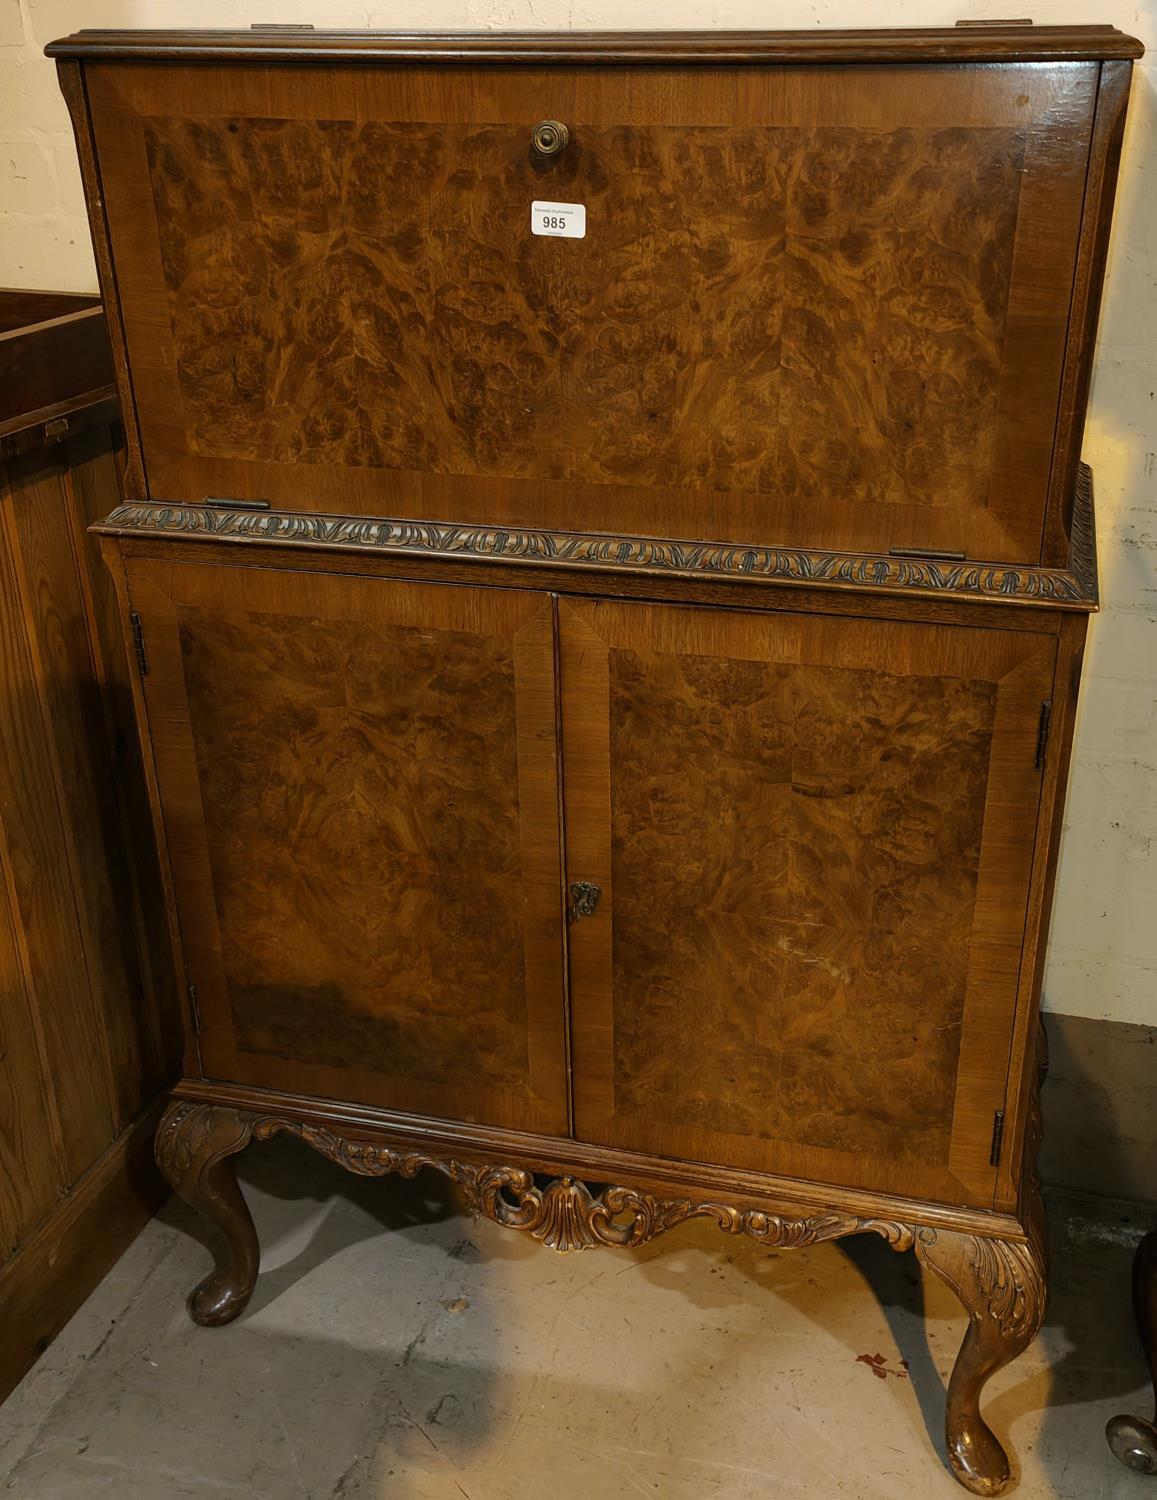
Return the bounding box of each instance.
[0,1136,1153,1499]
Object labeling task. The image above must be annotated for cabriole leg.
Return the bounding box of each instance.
[915,1224,1047,1496]
[155,1100,258,1327]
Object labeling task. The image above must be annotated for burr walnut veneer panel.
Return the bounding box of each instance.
[560,599,1053,1205]
[125,559,569,1134]
[86,60,1096,562]
[145,117,1021,504]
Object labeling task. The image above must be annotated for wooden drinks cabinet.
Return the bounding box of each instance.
[50,23,1142,1494]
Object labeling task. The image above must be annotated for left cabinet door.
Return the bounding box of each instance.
[124,557,569,1135]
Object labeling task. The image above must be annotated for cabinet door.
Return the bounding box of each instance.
[560,599,1054,1207]
[126,559,568,1134]
[88,59,1096,562]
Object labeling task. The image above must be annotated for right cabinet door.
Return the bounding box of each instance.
[559,597,1055,1208]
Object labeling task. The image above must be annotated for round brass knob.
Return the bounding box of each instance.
[531,120,569,159]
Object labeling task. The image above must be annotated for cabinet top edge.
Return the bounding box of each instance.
[46,26,1144,66]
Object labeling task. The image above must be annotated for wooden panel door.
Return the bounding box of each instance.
[125,558,569,1134]
[87,58,1096,561]
[560,598,1055,1207]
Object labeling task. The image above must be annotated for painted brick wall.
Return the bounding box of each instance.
[3,1,1154,1027]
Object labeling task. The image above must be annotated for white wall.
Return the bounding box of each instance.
[2,0,1154,1026]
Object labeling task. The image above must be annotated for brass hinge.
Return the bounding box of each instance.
[202,496,271,511]
[1035,700,1053,771]
[187,983,203,1035]
[130,610,148,676]
[989,1109,1006,1167]
[888,546,967,562]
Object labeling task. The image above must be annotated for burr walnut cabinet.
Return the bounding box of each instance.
[51,23,1141,1495]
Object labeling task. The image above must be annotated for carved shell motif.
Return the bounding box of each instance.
[526,1177,603,1253]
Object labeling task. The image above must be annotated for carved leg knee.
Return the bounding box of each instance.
[155,1100,259,1327]
[916,1226,1047,1496]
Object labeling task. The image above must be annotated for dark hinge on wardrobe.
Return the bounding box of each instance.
[1035,700,1053,770]
[187,984,202,1034]
[989,1109,1006,1167]
[130,610,148,676]
[887,546,967,561]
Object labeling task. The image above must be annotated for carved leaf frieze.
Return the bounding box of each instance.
[100,491,1096,609]
[243,1114,919,1255]
[1068,462,1098,603]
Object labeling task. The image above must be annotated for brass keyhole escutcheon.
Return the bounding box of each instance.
[531,119,570,159]
[568,881,601,922]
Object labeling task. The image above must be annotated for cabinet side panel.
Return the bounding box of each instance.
[996,613,1088,1209]
[66,432,182,1083]
[56,62,147,499]
[1042,61,1134,564]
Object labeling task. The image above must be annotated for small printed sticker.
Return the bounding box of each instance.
[531,200,586,239]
